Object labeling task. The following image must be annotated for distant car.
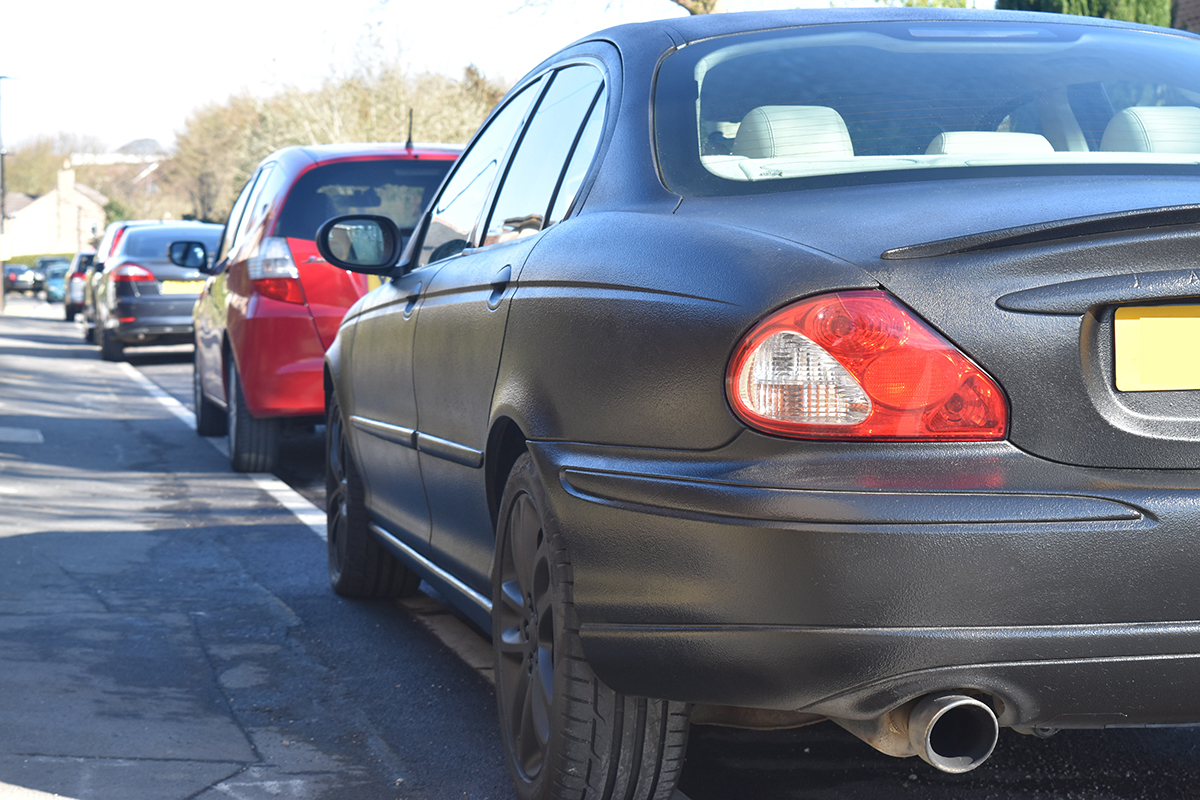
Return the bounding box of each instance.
[3,264,28,293]
[25,257,67,294]
[169,143,457,472]
[318,9,1200,798]
[64,250,95,321]
[87,221,222,361]
[43,264,69,303]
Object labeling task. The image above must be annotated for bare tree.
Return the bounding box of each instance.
[670,0,722,13]
[160,61,508,224]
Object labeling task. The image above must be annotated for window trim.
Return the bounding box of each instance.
[480,62,608,245]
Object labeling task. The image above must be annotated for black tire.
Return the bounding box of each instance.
[325,392,420,598]
[98,325,124,362]
[492,453,690,800]
[226,360,279,472]
[193,359,228,437]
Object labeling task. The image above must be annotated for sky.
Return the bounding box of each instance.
[0,0,990,153]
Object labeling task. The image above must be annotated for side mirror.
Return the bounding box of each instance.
[316,215,402,274]
[168,241,212,272]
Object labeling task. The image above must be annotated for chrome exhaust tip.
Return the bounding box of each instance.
[907,693,999,774]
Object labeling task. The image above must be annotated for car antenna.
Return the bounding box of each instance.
[405,109,414,151]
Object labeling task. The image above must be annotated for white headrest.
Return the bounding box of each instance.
[926,131,1055,155]
[1100,106,1200,154]
[733,106,854,160]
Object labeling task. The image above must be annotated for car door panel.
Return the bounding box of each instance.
[413,236,541,593]
[349,269,441,555]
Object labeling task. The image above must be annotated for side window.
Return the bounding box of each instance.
[548,84,607,226]
[230,164,276,258]
[484,65,605,246]
[216,169,262,264]
[418,80,543,268]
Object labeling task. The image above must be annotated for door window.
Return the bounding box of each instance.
[484,65,605,246]
[418,80,543,268]
[547,83,608,227]
[217,169,262,264]
[229,164,275,258]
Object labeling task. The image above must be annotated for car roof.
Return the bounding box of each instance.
[283,142,462,165]
[583,6,1199,50]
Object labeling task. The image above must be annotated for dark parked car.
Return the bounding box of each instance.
[172,143,457,472]
[320,9,1200,799]
[86,221,221,360]
[3,264,33,293]
[83,220,158,341]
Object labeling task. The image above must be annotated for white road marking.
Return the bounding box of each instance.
[117,362,326,540]
[118,360,511,691]
[247,473,327,540]
[118,362,196,428]
[0,427,43,444]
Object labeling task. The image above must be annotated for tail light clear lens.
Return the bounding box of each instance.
[248,237,305,304]
[111,264,155,282]
[728,290,1007,440]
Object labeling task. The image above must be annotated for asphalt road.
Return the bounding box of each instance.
[5,292,1200,800]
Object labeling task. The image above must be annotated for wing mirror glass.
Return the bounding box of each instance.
[168,241,213,272]
[316,215,402,274]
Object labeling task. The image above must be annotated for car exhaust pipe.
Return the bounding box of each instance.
[831,692,999,774]
[907,693,999,774]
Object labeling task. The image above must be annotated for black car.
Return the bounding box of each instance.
[85,222,221,361]
[3,264,27,293]
[320,9,1200,798]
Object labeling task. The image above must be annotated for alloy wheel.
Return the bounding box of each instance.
[496,491,555,781]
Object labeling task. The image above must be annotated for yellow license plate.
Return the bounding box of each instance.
[1114,305,1200,391]
[160,280,204,295]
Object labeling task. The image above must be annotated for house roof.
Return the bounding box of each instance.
[1177,0,1200,32]
[2,193,35,218]
[76,184,108,206]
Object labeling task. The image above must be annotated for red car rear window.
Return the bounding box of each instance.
[275,159,453,240]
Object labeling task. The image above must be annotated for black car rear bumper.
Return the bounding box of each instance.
[530,434,1200,728]
[110,297,197,345]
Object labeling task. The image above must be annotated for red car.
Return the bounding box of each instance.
[176,144,458,471]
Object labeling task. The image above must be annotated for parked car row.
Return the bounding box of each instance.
[31,9,1200,799]
[3,256,69,296]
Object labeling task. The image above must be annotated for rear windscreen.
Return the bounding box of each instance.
[122,228,221,259]
[274,158,453,240]
[655,20,1200,195]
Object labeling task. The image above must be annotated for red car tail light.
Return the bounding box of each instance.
[728,290,1007,441]
[111,264,155,282]
[248,237,305,304]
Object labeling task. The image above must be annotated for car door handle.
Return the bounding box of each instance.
[488,265,512,310]
[404,282,423,316]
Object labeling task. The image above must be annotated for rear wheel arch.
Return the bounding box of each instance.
[486,417,529,531]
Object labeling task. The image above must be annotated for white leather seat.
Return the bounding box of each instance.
[926,131,1055,155]
[733,106,854,160]
[1100,106,1200,153]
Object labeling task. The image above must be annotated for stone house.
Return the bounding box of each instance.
[1,166,107,258]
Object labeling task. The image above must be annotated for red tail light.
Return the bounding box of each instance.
[111,264,155,282]
[248,237,306,305]
[253,278,306,303]
[728,290,1007,441]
